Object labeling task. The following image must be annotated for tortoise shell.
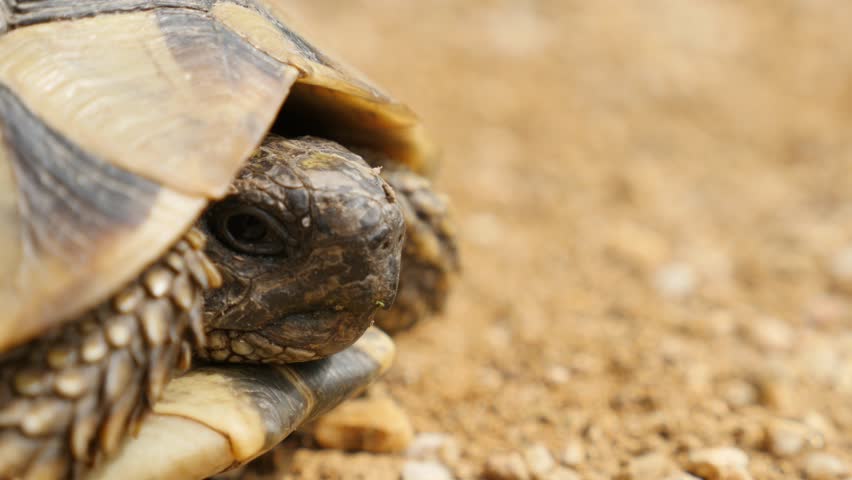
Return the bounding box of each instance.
[0,0,434,352]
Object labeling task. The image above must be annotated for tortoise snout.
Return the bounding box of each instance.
[305,154,406,310]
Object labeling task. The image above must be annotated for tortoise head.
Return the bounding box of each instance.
[196,136,404,363]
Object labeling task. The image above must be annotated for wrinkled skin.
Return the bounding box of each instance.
[197,135,405,363]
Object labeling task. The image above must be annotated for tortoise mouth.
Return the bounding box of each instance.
[199,234,400,364]
[197,303,384,364]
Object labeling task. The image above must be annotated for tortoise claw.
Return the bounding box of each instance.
[86,327,395,480]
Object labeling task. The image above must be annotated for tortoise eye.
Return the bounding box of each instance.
[212,205,289,256]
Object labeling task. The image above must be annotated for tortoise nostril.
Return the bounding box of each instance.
[367,223,398,252]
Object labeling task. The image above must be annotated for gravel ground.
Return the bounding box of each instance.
[271,1,852,479]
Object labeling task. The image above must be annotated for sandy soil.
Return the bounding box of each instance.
[274,1,852,479]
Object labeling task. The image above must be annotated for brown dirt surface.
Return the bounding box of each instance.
[277,1,852,479]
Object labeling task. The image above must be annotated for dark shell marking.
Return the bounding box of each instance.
[0,84,158,260]
[154,7,285,102]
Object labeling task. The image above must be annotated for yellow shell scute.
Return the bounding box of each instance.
[212,2,315,77]
[153,370,267,462]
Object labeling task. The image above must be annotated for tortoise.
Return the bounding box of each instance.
[0,1,458,478]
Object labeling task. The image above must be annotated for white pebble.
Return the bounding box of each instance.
[407,432,451,459]
[545,365,570,386]
[560,439,585,466]
[484,452,531,480]
[402,461,454,480]
[689,447,749,468]
[654,262,697,299]
[746,317,794,351]
[523,444,556,478]
[721,379,759,408]
[687,447,750,480]
[803,452,848,480]
[764,419,809,457]
[627,452,677,478]
[829,247,852,286]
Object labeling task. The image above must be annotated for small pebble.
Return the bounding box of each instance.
[486,326,512,349]
[764,419,810,457]
[523,444,555,478]
[688,447,749,468]
[803,452,848,480]
[402,461,454,480]
[484,452,531,480]
[828,246,852,291]
[802,411,833,445]
[545,365,570,386]
[626,452,677,479]
[746,317,794,351]
[313,396,414,453]
[687,447,750,480]
[756,380,797,413]
[721,379,759,408]
[560,439,585,466]
[479,367,505,391]
[802,347,844,387]
[804,295,850,328]
[407,432,453,460]
[653,262,697,299]
[701,310,738,337]
[605,222,669,270]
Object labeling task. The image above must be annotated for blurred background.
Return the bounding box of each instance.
[281,1,852,479]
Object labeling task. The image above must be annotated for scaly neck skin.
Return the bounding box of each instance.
[195,135,405,363]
